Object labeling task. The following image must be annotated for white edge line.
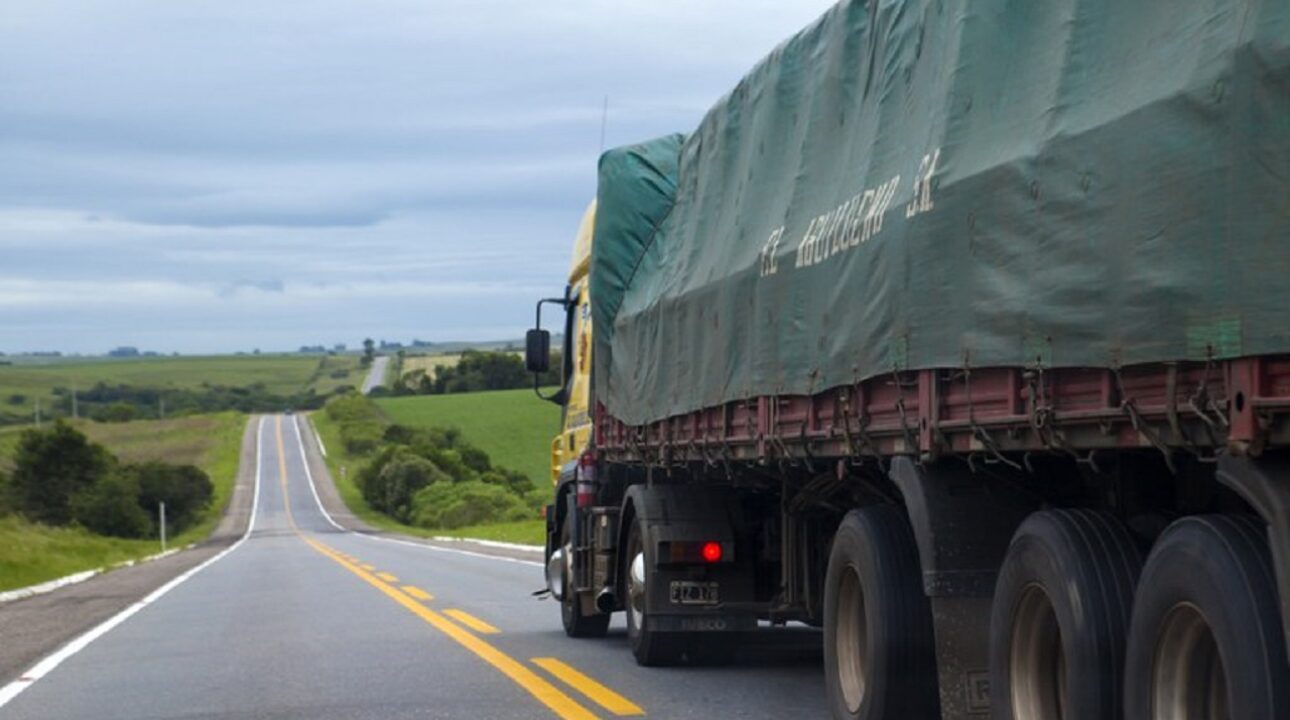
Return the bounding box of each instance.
[289,415,542,568]
[308,415,328,458]
[0,416,264,710]
[429,536,543,553]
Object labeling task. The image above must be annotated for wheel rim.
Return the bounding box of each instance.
[628,549,646,633]
[1010,583,1068,720]
[835,565,868,714]
[1151,603,1230,720]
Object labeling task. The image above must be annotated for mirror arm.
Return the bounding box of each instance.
[531,294,573,404]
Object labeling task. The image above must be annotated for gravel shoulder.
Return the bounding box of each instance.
[0,417,261,684]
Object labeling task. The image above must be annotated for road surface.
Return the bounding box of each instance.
[362,356,389,394]
[0,416,824,719]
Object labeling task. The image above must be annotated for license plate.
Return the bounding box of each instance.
[670,581,719,605]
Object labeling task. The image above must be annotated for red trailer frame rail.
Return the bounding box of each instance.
[596,356,1290,466]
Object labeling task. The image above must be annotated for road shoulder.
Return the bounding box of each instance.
[0,416,261,684]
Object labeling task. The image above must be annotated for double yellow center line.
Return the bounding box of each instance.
[270,417,642,719]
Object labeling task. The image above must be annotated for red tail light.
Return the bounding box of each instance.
[701,541,723,563]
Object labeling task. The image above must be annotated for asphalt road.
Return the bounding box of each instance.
[0,416,825,719]
[362,356,389,394]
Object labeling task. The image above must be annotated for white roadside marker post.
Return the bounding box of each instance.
[159,502,167,552]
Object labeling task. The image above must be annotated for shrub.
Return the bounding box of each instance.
[11,421,114,524]
[131,462,213,534]
[340,421,384,455]
[410,481,531,529]
[358,448,449,521]
[324,392,388,455]
[71,471,153,538]
[479,467,535,496]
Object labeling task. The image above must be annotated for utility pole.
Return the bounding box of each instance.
[71,384,78,419]
[34,398,41,427]
[159,396,165,420]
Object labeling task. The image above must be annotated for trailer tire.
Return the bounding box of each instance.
[989,509,1142,720]
[560,500,610,638]
[823,505,938,720]
[1124,515,1290,720]
[624,516,685,666]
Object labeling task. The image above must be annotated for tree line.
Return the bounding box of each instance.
[381,350,562,397]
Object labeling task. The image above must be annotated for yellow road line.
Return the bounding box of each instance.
[361,564,376,571]
[402,585,434,601]
[376,572,399,582]
[533,658,645,717]
[271,418,601,720]
[444,609,501,635]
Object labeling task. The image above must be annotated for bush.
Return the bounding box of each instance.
[357,447,446,518]
[71,471,153,538]
[372,454,448,522]
[479,467,535,496]
[325,392,388,455]
[11,421,114,524]
[132,462,213,534]
[340,421,384,454]
[410,481,531,529]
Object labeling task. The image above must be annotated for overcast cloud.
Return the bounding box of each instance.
[0,1,835,354]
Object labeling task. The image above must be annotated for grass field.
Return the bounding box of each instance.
[376,387,560,485]
[0,354,363,422]
[0,413,247,591]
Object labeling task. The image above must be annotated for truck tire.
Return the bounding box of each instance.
[1124,515,1290,720]
[624,515,685,666]
[560,499,610,638]
[823,505,938,720]
[989,509,1143,720]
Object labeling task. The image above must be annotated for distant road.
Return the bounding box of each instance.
[362,355,389,394]
[0,415,826,719]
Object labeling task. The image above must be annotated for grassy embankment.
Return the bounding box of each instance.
[0,354,362,423]
[0,413,246,591]
[310,387,560,545]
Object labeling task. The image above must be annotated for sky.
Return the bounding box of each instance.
[0,0,837,355]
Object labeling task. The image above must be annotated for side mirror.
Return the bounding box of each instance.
[525,329,551,373]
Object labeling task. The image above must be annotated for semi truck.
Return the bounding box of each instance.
[525,1,1290,718]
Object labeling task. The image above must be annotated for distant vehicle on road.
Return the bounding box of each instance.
[524,1,1290,718]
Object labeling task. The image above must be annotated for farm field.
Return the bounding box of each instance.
[0,354,363,423]
[375,387,560,486]
[0,413,247,590]
[399,353,462,379]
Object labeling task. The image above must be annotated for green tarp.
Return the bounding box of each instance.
[593,0,1290,427]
